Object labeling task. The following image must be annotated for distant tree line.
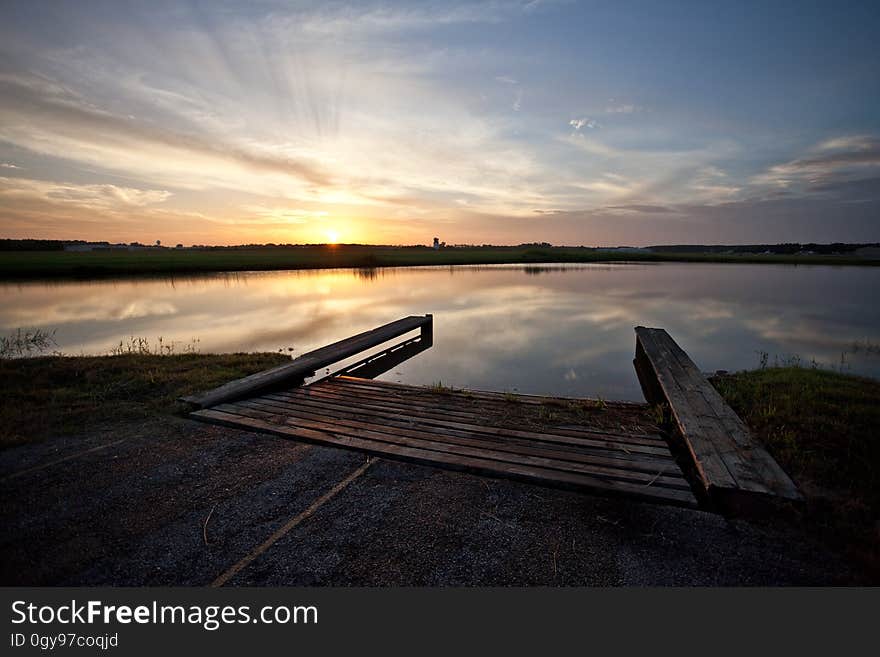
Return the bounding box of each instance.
[0,239,73,251]
[647,243,880,255]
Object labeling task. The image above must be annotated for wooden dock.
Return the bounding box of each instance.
[185,315,800,514]
[192,375,698,508]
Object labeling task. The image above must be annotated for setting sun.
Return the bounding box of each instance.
[326,230,340,244]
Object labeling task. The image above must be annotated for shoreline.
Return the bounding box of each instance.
[2,245,879,280]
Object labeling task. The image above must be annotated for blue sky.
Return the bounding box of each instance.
[1,0,878,245]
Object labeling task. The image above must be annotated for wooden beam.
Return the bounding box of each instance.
[192,406,698,507]
[181,314,432,408]
[633,326,802,513]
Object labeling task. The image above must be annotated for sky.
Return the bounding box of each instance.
[0,0,879,246]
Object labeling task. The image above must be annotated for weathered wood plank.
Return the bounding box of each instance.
[192,408,698,507]
[236,396,685,477]
[636,330,742,490]
[221,400,692,490]
[180,315,432,408]
[267,389,674,458]
[333,376,657,422]
[331,378,667,443]
[290,385,670,450]
[337,375,645,410]
[634,326,801,511]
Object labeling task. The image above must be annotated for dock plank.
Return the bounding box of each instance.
[634,326,801,511]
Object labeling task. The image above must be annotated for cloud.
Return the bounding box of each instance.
[752,135,880,192]
[816,135,878,153]
[807,176,880,199]
[238,205,329,225]
[690,166,740,201]
[605,204,676,214]
[569,117,598,130]
[0,176,171,209]
[294,3,511,36]
[495,75,518,84]
[1,162,20,169]
[783,136,880,172]
[0,74,332,193]
[0,53,553,220]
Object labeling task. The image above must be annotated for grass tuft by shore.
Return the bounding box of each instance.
[712,366,880,573]
[0,352,290,448]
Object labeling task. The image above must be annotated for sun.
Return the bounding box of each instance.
[326,229,339,244]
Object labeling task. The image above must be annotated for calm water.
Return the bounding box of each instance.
[2,263,879,401]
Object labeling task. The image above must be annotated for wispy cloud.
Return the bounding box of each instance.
[605,204,676,214]
[569,117,598,130]
[752,136,880,193]
[238,205,329,225]
[293,2,513,36]
[0,75,332,193]
[0,176,171,209]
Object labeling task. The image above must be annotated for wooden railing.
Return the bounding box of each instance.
[182,315,432,408]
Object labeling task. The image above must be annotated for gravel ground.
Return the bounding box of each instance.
[0,416,857,586]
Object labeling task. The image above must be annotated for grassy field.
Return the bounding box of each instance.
[712,367,880,574]
[1,245,878,278]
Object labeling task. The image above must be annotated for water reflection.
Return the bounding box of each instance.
[2,263,879,401]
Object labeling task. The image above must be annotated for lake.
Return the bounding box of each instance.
[2,262,879,401]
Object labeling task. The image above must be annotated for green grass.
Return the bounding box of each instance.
[712,366,880,574]
[0,352,290,448]
[1,245,877,279]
